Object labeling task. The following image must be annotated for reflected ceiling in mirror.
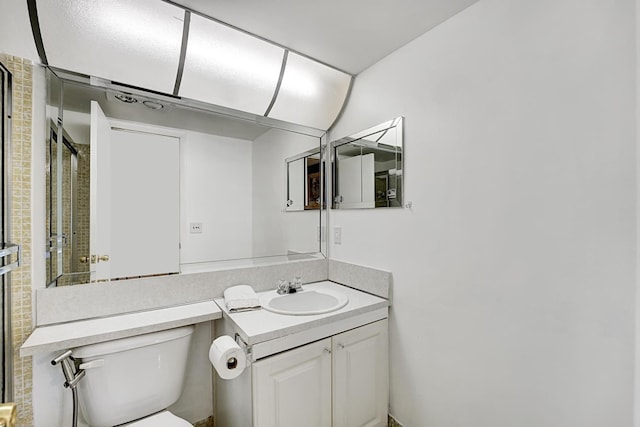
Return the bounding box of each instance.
[331,117,403,209]
[46,68,326,287]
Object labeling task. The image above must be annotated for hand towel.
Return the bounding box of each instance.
[224,285,261,312]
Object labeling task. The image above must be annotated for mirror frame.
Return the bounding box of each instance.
[330,117,404,209]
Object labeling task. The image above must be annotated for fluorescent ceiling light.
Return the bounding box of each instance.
[35,0,353,130]
[179,14,284,115]
[268,53,351,130]
[38,0,184,94]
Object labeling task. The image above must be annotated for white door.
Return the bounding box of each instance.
[333,320,389,427]
[253,338,332,427]
[89,101,112,281]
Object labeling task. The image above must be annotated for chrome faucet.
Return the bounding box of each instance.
[276,277,303,294]
[276,279,290,295]
[290,276,303,292]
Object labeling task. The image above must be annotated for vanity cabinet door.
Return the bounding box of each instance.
[252,338,332,427]
[332,319,389,427]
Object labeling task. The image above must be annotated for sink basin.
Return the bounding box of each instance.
[261,288,349,315]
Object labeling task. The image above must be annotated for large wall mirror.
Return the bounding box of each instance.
[331,117,403,209]
[45,68,326,287]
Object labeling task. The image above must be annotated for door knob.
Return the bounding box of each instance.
[79,256,89,263]
[90,255,110,264]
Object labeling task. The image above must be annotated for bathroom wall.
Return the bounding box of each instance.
[329,0,636,425]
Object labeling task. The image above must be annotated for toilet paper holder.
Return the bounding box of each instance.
[234,333,252,364]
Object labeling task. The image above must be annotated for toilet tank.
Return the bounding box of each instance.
[72,325,195,427]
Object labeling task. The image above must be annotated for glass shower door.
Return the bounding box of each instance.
[1,61,22,403]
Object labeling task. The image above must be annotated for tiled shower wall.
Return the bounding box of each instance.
[1,54,34,426]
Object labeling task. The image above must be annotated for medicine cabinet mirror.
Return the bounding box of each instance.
[45,68,326,287]
[331,117,403,209]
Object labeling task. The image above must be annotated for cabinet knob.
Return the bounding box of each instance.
[337,343,345,350]
[323,347,331,355]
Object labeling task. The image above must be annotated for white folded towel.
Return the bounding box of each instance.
[224,285,261,312]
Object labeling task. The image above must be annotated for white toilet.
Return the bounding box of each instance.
[72,325,195,427]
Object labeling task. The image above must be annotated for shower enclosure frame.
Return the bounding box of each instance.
[0,60,14,403]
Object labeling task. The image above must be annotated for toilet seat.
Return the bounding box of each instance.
[123,411,192,426]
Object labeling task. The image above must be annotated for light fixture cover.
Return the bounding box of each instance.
[180,14,285,116]
[38,0,184,94]
[267,53,352,130]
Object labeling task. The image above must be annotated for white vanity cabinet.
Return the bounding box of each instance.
[253,338,332,427]
[213,281,390,427]
[251,320,388,427]
[332,320,388,427]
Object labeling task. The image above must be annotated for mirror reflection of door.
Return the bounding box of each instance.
[286,158,305,211]
[304,156,321,210]
[285,150,323,212]
[90,101,180,281]
[89,101,111,281]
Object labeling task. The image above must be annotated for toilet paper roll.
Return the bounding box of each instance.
[209,335,247,380]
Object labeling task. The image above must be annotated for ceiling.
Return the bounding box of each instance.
[169,0,481,75]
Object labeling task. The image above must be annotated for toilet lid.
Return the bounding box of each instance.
[124,411,192,427]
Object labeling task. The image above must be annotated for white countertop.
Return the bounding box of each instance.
[20,300,221,357]
[215,281,389,347]
[21,281,388,359]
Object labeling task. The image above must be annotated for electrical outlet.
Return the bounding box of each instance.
[334,227,342,245]
[190,222,203,233]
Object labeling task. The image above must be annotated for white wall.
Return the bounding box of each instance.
[180,131,253,265]
[252,128,321,257]
[330,0,636,425]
